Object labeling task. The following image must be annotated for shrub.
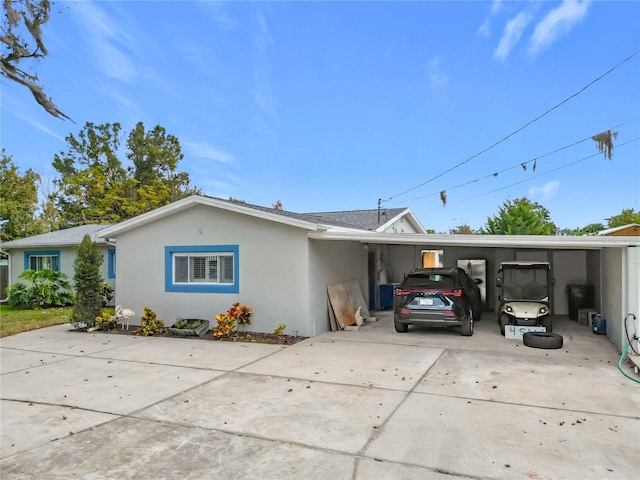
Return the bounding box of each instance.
[213,302,252,337]
[137,306,166,336]
[72,235,104,328]
[95,311,119,331]
[6,269,74,308]
[100,282,114,307]
[213,313,235,338]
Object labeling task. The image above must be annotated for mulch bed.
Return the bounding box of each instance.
[89,325,305,345]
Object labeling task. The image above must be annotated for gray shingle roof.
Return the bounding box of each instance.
[214,196,406,231]
[1,224,113,249]
[301,208,408,231]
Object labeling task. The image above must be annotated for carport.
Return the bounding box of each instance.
[309,231,640,353]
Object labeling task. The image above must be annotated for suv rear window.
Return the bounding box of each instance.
[402,273,456,289]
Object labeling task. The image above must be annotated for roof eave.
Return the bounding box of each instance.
[308,231,640,248]
[97,195,324,238]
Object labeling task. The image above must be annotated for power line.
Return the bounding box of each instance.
[384,49,640,202]
[393,118,638,204]
[419,136,640,211]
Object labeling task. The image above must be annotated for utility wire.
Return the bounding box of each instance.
[392,118,638,204]
[385,49,640,202]
[420,136,640,210]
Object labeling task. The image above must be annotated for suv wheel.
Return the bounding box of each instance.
[499,314,510,336]
[461,311,473,336]
[394,317,409,333]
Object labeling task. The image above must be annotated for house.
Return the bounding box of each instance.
[96,195,424,337]
[1,224,115,302]
[598,223,640,236]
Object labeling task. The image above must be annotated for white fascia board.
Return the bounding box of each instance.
[98,195,323,239]
[308,231,640,248]
[375,209,426,234]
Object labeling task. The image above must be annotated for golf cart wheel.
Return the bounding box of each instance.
[394,318,409,333]
[523,332,563,349]
[541,317,553,333]
[461,310,473,336]
[499,314,510,335]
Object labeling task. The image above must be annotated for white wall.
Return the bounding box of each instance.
[113,205,314,336]
[552,250,588,316]
[308,239,367,336]
[601,248,624,351]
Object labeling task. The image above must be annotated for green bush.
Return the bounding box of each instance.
[6,269,74,308]
[72,235,104,328]
[100,282,114,307]
[137,306,166,336]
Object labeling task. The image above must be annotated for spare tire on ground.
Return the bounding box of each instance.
[523,332,563,349]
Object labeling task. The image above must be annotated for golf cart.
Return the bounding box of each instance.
[496,261,554,335]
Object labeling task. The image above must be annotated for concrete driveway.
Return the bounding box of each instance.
[1,313,638,479]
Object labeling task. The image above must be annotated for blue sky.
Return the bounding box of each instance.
[2,0,639,233]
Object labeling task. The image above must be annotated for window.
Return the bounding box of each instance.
[165,245,239,293]
[108,249,116,278]
[24,251,60,272]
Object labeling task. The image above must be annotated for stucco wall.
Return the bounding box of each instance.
[601,248,624,351]
[113,204,313,335]
[308,240,367,336]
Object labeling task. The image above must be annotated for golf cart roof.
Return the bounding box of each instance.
[499,261,550,267]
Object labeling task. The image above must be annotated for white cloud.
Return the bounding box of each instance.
[183,141,235,164]
[491,0,504,15]
[72,2,139,84]
[528,180,560,199]
[528,0,591,58]
[426,56,450,89]
[477,19,491,38]
[252,13,280,131]
[493,11,532,61]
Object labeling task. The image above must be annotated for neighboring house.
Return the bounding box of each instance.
[1,224,115,302]
[96,196,423,337]
[598,223,640,236]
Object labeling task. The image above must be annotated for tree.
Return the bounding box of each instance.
[126,122,200,203]
[482,197,556,235]
[51,121,201,226]
[607,208,640,228]
[1,0,70,120]
[72,234,103,328]
[0,150,46,241]
[449,224,476,235]
[571,223,605,236]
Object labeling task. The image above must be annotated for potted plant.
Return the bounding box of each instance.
[169,317,209,337]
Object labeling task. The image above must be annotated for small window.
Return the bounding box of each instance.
[24,251,60,272]
[165,245,239,293]
[108,249,116,278]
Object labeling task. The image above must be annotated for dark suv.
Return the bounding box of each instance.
[393,267,482,336]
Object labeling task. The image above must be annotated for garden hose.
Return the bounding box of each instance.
[618,313,640,384]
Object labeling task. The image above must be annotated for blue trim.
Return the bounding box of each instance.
[23,250,60,271]
[107,248,116,278]
[165,245,239,293]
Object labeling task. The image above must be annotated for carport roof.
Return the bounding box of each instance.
[308,230,640,249]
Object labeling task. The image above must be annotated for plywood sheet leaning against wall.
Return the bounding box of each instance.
[327,280,371,330]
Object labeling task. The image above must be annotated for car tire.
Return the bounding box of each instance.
[499,314,510,335]
[461,311,473,336]
[523,332,563,349]
[541,317,553,333]
[394,318,409,333]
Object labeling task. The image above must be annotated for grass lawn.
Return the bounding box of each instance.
[0,305,75,337]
